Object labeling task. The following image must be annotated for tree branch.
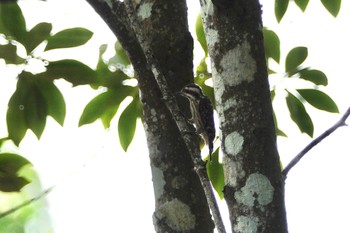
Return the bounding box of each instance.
[0,186,53,219]
[86,1,225,231]
[122,2,226,232]
[282,107,350,179]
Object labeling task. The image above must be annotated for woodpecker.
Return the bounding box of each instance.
[179,83,215,159]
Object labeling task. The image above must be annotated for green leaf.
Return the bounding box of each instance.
[206,148,224,199]
[7,78,29,145]
[0,153,31,176]
[0,2,26,42]
[0,176,30,192]
[299,69,328,86]
[118,99,138,151]
[286,92,314,137]
[321,0,341,17]
[297,89,339,113]
[195,14,208,56]
[36,78,66,125]
[7,73,51,144]
[25,22,52,52]
[108,41,131,68]
[202,84,216,109]
[196,58,208,75]
[295,0,309,11]
[285,46,308,74]
[79,87,133,128]
[44,59,97,86]
[263,28,280,63]
[45,27,93,50]
[96,44,108,71]
[21,76,47,139]
[275,0,289,23]
[0,43,25,64]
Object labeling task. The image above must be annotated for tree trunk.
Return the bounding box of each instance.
[86,0,214,232]
[199,0,288,232]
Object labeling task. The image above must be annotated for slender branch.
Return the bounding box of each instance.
[122,2,226,232]
[0,186,53,219]
[87,1,226,231]
[282,107,350,179]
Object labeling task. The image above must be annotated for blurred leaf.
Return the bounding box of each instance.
[7,73,53,144]
[0,153,31,176]
[45,27,93,50]
[195,14,208,56]
[295,0,309,11]
[206,148,224,199]
[263,28,280,63]
[321,0,341,17]
[268,68,277,75]
[108,41,131,68]
[275,0,289,23]
[25,22,52,52]
[79,87,134,128]
[96,44,108,71]
[286,92,314,137]
[0,2,26,42]
[299,69,328,86]
[7,77,29,145]
[202,84,215,109]
[118,99,138,151]
[297,89,339,113]
[20,75,47,139]
[285,46,308,74]
[44,59,97,86]
[0,176,30,192]
[0,43,24,64]
[271,89,276,101]
[196,58,208,75]
[36,78,66,125]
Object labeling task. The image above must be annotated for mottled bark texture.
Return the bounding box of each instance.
[199,0,288,232]
[86,0,214,232]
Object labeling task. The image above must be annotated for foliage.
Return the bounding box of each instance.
[205,148,224,199]
[0,138,31,192]
[0,138,51,232]
[0,2,141,152]
[0,1,342,202]
[275,0,342,22]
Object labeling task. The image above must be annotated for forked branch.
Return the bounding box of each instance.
[282,107,350,179]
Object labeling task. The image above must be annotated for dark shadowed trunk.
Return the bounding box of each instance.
[87,0,214,232]
[200,0,288,232]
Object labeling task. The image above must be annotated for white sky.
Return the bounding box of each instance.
[0,0,350,232]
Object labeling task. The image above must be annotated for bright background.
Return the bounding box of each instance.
[0,0,349,232]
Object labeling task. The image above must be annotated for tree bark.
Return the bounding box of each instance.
[199,0,288,232]
[86,0,214,232]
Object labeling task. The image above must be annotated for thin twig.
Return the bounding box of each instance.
[151,65,227,233]
[0,186,54,219]
[282,107,350,179]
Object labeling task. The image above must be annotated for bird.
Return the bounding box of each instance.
[178,83,215,159]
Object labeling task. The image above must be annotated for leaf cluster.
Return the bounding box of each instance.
[0,3,141,152]
[0,2,141,192]
[194,14,339,196]
[265,30,339,137]
[275,0,342,22]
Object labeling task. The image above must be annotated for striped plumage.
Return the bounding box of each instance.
[179,83,215,159]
